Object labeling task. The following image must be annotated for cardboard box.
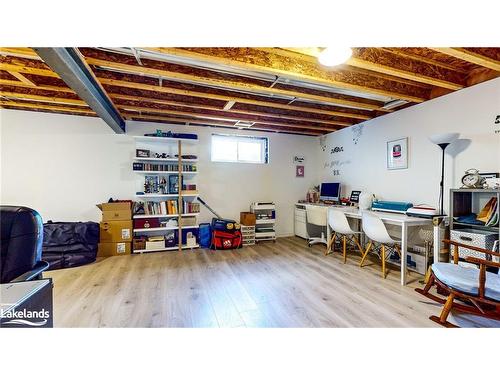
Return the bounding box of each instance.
[100,220,133,242]
[97,202,132,221]
[98,242,131,257]
[240,212,256,226]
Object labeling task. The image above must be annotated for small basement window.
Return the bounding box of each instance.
[211,134,269,164]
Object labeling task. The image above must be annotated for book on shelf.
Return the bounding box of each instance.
[143,200,179,215]
[182,200,200,214]
[132,163,197,172]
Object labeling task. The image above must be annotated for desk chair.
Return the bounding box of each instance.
[360,212,402,279]
[305,205,328,248]
[326,209,363,261]
[1,206,49,283]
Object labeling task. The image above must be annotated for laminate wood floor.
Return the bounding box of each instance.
[46,237,500,328]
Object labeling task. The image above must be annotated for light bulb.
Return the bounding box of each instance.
[318,47,352,67]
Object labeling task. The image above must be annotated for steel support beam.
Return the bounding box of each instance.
[33,48,125,133]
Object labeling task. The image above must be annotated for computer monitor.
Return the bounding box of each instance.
[320,182,341,202]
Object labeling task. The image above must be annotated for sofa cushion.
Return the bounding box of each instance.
[432,262,500,302]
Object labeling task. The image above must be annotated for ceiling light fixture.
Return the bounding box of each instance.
[318,47,352,67]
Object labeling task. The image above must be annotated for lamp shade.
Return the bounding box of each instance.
[428,132,460,145]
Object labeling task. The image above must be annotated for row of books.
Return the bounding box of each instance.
[141,200,200,215]
[143,200,179,215]
[184,201,200,213]
[133,162,197,172]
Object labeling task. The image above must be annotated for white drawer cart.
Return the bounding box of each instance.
[251,202,276,242]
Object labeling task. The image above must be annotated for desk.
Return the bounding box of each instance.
[297,203,434,286]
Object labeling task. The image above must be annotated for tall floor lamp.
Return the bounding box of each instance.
[429,133,460,216]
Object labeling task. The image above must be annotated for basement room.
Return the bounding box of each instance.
[1,2,499,374]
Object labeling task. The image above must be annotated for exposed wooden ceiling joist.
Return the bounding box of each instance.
[0,63,59,77]
[98,77,371,121]
[147,48,429,103]
[347,48,465,90]
[1,47,498,137]
[0,100,94,114]
[84,56,383,111]
[0,79,75,93]
[118,104,339,132]
[0,47,41,60]
[8,71,37,86]
[430,48,500,72]
[109,93,353,127]
[279,48,465,90]
[126,113,323,136]
[0,91,87,106]
[379,48,469,74]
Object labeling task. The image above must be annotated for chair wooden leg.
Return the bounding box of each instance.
[415,273,435,296]
[381,245,386,279]
[429,293,458,328]
[342,235,347,264]
[360,241,372,267]
[352,236,363,254]
[325,233,336,256]
[440,293,455,322]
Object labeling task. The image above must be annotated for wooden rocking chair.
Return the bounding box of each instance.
[415,239,500,328]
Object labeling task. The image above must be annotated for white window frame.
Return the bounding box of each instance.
[211,134,269,164]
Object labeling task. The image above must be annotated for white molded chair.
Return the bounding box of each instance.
[327,209,364,262]
[360,212,402,278]
[305,205,328,247]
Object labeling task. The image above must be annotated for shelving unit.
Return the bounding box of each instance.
[132,135,200,253]
[450,189,499,232]
[449,188,499,262]
[251,202,276,242]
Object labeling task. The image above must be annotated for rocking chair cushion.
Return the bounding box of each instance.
[432,263,500,302]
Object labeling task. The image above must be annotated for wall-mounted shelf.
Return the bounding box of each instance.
[133,136,198,144]
[134,171,198,175]
[134,157,198,163]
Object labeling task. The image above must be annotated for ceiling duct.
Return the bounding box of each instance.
[382,99,408,110]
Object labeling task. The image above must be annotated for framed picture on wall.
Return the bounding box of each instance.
[296,165,305,177]
[387,137,408,170]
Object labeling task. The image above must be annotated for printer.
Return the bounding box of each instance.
[371,200,413,214]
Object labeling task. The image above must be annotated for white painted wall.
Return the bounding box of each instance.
[0,110,319,236]
[319,77,500,212]
[2,78,498,236]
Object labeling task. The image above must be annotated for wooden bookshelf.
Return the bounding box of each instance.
[133,136,200,253]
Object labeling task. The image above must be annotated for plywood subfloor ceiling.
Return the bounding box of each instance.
[1,47,499,136]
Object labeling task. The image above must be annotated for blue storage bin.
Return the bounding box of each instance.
[199,223,212,248]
